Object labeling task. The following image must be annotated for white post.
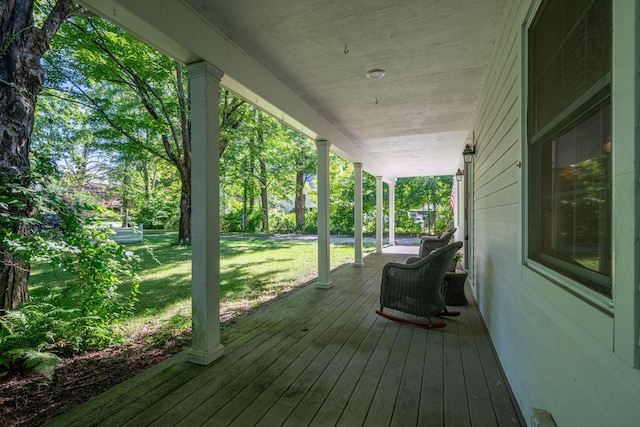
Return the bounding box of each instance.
[388,180,396,246]
[186,61,224,365]
[316,140,332,288]
[375,176,383,254]
[354,163,363,267]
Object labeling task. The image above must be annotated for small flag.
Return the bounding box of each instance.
[450,186,455,211]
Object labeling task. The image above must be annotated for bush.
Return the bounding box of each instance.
[302,210,317,234]
[0,302,121,379]
[270,212,296,233]
[0,169,140,377]
[435,206,454,233]
[221,210,264,233]
[221,211,244,232]
[396,214,423,235]
[247,210,264,232]
[134,193,179,230]
[331,204,354,235]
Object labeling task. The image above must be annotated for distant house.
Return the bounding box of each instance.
[274,195,316,214]
[274,173,316,213]
[105,197,123,213]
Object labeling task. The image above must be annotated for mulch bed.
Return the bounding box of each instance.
[1,330,190,427]
[1,279,311,426]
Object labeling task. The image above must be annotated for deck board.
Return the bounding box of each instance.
[46,250,525,427]
[390,325,426,426]
[421,326,445,424]
[459,304,500,426]
[365,313,413,426]
[443,315,471,426]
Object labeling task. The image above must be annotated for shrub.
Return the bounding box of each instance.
[221,211,244,232]
[302,210,317,234]
[221,210,264,233]
[0,168,140,377]
[270,212,296,233]
[0,303,120,379]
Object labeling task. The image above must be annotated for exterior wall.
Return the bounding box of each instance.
[470,1,640,426]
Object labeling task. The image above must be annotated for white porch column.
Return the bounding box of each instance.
[354,163,363,267]
[388,180,396,246]
[316,140,332,288]
[186,61,225,365]
[375,176,383,254]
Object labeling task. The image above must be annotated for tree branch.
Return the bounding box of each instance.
[176,65,190,170]
[39,0,74,49]
[84,19,185,166]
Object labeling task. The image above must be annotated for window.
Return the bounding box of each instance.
[527,0,612,297]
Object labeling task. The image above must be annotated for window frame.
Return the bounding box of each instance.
[524,0,613,303]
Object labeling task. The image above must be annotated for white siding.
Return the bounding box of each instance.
[469,1,640,426]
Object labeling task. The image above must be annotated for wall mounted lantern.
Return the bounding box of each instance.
[455,169,464,182]
[463,132,476,164]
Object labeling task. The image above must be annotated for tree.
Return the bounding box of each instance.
[43,17,193,241]
[287,132,316,229]
[252,110,308,232]
[43,17,248,243]
[218,104,314,233]
[396,176,453,234]
[32,95,106,188]
[0,0,74,311]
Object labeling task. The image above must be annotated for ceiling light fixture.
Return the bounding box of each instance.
[366,69,386,79]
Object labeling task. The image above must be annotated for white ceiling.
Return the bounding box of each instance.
[80,0,505,182]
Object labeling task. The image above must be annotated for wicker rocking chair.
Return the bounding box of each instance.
[376,241,463,329]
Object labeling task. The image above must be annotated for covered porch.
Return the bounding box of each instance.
[75,0,499,370]
[48,248,523,426]
[69,0,640,425]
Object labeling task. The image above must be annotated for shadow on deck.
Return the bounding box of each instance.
[47,247,524,426]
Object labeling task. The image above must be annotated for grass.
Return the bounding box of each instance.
[28,234,376,333]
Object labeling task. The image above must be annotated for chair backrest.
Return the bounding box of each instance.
[439,228,456,241]
[411,241,463,273]
[419,228,457,257]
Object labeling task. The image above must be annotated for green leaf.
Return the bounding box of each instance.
[7,348,62,380]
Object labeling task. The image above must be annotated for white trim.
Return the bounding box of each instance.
[375,176,383,254]
[315,140,332,288]
[611,0,640,367]
[186,61,224,365]
[388,181,396,246]
[354,163,364,267]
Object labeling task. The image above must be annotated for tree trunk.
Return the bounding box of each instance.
[259,157,269,232]
[142,158,150,199]
[121,167,131,227]
[0,225,31,311]
[249,162,256,211]
[242,179,248,231]
[177,165,191,243]
[0,0,73,312]
[0,253,30,311]
[294,170,306,229]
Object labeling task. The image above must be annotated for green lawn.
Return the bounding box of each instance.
[28,235,375,331]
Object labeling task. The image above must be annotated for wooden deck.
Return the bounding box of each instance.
[47,249,524,426]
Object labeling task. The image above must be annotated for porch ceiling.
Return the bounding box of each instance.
[79,0,504,181]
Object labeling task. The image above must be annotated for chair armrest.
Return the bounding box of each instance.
[383,261,418,272]
[420,235,441,241]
